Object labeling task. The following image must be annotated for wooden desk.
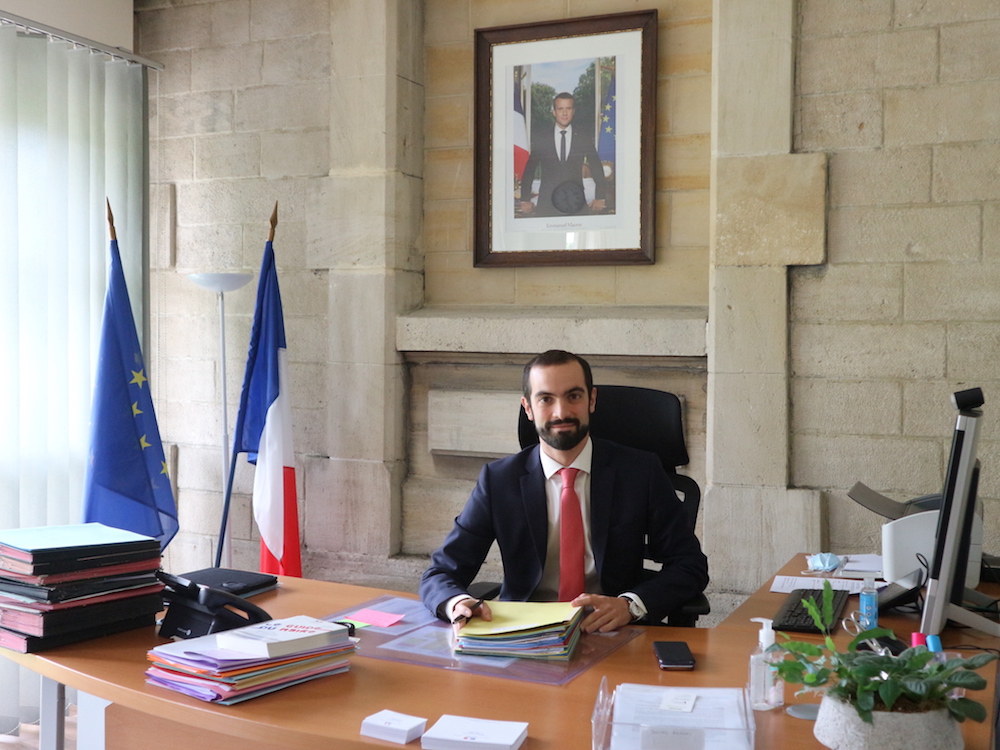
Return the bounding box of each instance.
[2,566,997,749]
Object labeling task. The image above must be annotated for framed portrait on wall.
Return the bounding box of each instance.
[473,10,657,268]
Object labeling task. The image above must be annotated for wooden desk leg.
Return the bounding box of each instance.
[39,677,65,750]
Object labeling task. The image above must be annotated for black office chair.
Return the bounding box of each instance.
[469,385,711,627]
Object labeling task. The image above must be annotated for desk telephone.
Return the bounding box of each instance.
[157,570,272,639]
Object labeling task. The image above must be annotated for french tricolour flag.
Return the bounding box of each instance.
[231,241,302,577]
[513,66,529,181]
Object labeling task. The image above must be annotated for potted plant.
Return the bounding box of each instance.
[769,581,998,750]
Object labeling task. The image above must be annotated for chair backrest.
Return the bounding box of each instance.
[517,384,700,530]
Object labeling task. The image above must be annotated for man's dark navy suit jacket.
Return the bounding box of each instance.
[420,438,709,624]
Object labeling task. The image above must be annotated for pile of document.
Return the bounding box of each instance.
[0,523,164,653]
[360,709,427,744]
[421,715,528,750]
[146,615,356,704]
[453,601,584,660]
[593,682,755,750]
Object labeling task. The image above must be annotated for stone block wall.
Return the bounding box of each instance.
[792,0,1000,554]
[130,0,1000,604]
[138,0,426,587]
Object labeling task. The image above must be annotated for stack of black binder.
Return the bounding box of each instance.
[0,523,163,652]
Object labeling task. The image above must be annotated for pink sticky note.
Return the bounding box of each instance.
[349,608,404,628]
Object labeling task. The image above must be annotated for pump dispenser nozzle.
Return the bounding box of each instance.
[751,617,775,649]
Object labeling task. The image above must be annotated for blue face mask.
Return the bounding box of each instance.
[806,552,841,572]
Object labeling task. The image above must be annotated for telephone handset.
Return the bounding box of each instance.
[157,570,272,639]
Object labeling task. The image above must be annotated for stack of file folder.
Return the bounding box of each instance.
[0,523,163,652]
[146,616,356,704]
[453,601,584,661]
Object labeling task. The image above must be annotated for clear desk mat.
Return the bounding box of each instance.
[324,594,640,686]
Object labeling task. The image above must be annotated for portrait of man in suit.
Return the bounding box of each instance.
[517,92,610,218]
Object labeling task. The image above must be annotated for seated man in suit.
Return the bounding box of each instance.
[419,350,708,634]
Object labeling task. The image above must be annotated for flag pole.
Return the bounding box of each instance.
[106,198,116,241]
[214,203,278,569]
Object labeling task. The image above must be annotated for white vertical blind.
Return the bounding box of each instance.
[0,22,148,733]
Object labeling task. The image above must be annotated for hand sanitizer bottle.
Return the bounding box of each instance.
[859,576,878,631]
[749,617,783,711]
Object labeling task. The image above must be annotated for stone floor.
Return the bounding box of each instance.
[0,707,75,750]
[699,591,746,628]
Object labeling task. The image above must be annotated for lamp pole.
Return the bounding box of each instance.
[187,272,253,568]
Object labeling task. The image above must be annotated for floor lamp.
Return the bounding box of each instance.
[187,272,253,568]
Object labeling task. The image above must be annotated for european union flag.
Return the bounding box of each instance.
[82,240,178,550]
[597,74,617,164]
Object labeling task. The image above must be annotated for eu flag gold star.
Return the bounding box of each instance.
[130,369,148,389]
[139,434,152,450]
[161,461,170,476]
[132,401,143,417]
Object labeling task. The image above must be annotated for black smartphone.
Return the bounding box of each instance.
[653,640,695,670]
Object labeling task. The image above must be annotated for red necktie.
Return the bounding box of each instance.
[557,467,584,601]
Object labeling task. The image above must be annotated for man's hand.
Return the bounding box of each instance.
[451,597,493,634]
[519,200,535,214]
[589,198,606,212]
[571,593,632,633]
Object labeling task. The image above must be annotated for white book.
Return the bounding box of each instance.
[214,615,350,658]
[361,709,427,744]
[421,715,527,750]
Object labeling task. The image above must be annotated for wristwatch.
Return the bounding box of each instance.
[619,595,644,623]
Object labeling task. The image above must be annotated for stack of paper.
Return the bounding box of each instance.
[0,523,163,653]
[146,617,355,704]
[215,614,350,658]
[453,601,584,660]
[605,683,754,750]
[421,715,527,750]
[360,709,427,744]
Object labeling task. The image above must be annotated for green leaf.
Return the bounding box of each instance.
[907,650,936,669]
[949,696,987,723]
[962,652,999,670]
[878,679,902,710]
[782,641,824,658]
[853,703,874,724]
[801,595,824,631]
[856,689,875,712]
[846,627,895,653]
[820,581,834,628]
[900,677,931,698]
[946,671,987,690]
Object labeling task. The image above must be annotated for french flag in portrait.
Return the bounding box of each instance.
[231,241,302,577]
[513,65,530,182]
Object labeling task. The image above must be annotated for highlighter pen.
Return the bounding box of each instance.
[926,634,942,653]
[911,632,927,648]
[451,597,485,626]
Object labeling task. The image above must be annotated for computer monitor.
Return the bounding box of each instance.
[919,387,999,638]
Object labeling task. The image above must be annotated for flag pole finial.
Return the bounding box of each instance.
[268,202,278,242]
[106,198,117,241]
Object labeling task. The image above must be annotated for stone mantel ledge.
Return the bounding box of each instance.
[396,306,708,357]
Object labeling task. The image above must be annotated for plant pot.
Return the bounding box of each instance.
[813,694,963,750]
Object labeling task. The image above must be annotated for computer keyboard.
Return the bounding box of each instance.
[772,588,849,634]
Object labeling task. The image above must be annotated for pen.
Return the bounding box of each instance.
[451,597,485,625]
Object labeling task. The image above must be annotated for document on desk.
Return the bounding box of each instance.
[838,554,882,578]
[609,683,752,750]
[421,714,527,750]
[770,576,864,594]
